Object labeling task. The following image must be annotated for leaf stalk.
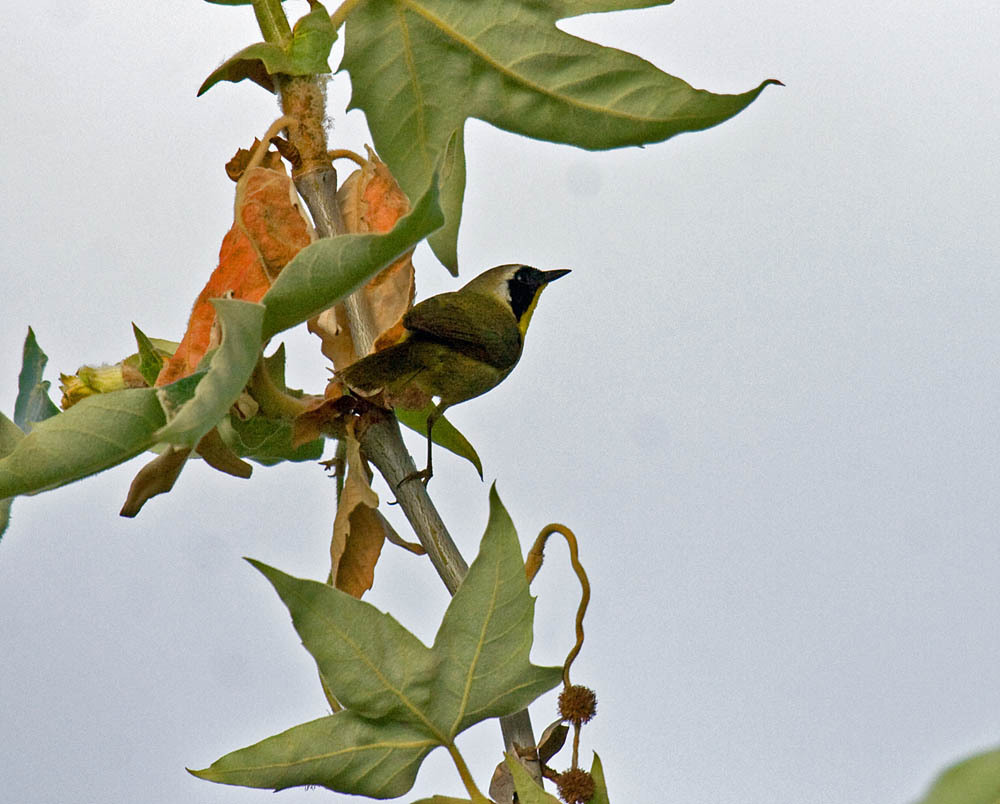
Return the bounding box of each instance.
[251,0,292,47]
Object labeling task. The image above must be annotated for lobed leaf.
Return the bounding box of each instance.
[342,0,778,269]
[204,488,559,796]
[156,299,266,449]
[260,178,444,339]
[13,328,59,432]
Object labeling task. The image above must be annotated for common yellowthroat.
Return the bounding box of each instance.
[340,264,570,484]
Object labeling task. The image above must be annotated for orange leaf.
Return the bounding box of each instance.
[157,158,313,385]
[309,148,414,374]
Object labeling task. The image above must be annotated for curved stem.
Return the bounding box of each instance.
[526,523,590,686]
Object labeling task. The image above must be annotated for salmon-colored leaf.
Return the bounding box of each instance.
[309,149,414,371]
[158,160,313,386]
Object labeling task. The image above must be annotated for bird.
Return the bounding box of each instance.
[339,264,570,485]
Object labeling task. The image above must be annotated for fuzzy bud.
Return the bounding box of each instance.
[558,684,597,725]
[556,768,596,804]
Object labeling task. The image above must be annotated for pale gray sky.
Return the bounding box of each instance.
[2,2,999,803]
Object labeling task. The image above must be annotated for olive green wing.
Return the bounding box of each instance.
[338,341,421,392]
[403,292,521,369]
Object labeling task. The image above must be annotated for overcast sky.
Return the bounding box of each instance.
[2,2,999,803]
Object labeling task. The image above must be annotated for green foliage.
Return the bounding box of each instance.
[341,0,779,270]
[0,388,166,500]
[396,404,483,479]
[915,747,1000,804]
[131,323,166,386]
[198,2,336,95]
[260,177,443,338]
[218,415,323,464]
[13,328,59,432]
[192,487,562,797]
[507,756,561,803]
[0,183,442,502]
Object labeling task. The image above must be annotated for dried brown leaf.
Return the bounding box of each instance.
[330,427,384,597]
[119,446,192,518]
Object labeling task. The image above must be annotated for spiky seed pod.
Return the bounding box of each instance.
[558,684,597,725]
[556,768,596,804]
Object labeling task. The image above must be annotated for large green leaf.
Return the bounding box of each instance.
[260,177,443,339]
[193,486,560,796]
[156,299,266,449]
[341,0,778,270]
[0,388,166,500]
[198,2,336,95]
[915,747,1000,804]
[13,328,60,432]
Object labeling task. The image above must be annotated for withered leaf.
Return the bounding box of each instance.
[158,157,313,385]
[309,148,414,373]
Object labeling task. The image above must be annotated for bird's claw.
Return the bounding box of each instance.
[395,467,432,490]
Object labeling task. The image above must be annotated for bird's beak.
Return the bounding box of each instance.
[541,269,571,283]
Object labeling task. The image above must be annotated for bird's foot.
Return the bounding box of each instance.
[396,467,432,490]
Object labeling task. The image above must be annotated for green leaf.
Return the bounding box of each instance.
[505,750,610,803]
[506,755,561,803]
[433,486,560,733]
[0,412,26,540]
[425,127,465,275]
[915,747,1000,804]
[217,415,324,465]
[396,404,482,479]
[156,299,265,449]
[342,0,778,269]
[198,2,336,95]
[131,323,165,386]
[260,176,443,339]
[190,711,436,798]
[0,388,166,499]
[13,328,60,432]
[196,486,560,796]
[411,798,473,804]
[590,752,610,804]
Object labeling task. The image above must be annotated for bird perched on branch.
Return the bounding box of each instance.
[340,263,570,485]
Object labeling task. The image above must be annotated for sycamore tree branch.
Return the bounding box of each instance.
[255,0,542,783]
[291,148,542,786]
